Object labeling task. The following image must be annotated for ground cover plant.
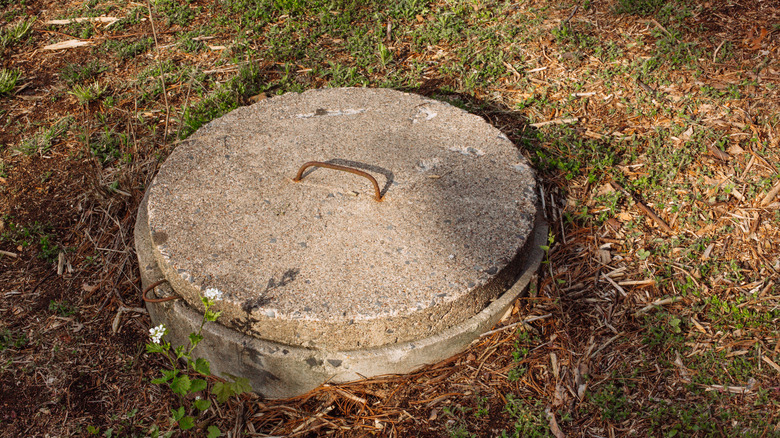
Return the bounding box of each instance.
[1,0,779,436]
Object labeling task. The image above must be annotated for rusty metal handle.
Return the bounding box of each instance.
[293,161,383,202]
[142,279,181,303]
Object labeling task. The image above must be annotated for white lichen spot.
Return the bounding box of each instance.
[411,106,437,123]
[448,146,485,157]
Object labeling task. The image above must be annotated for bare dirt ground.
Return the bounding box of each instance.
[1,0,779,436]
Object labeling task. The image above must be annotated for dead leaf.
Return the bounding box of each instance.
[415,14,424,23]
[727,144,745,156]
[82,283,99,293]
[43,40,93,51]
[597,182,615,196]
[575,362,588,399]
[748,27,768,50]
[249,93,267,104]
[707,142,730,161]
[551,383,566,408]
[606,218,622,232]
[546,408,565,438]
[679,125,694,141]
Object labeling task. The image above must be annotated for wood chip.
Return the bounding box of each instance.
[703,378,755,394]
[603,274,627,297]
[617,279,655,286]
[611,179,674,234]
[762,356,780,373]
[529,117,578,128]
[690,317,707,334]
[45,16,119,25]
[43,40,93,50]
[479,313,553,338]
[57,252,65,276]
[760,181,780,206]
[634,296,682,317]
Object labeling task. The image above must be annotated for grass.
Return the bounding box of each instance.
[0,68,20,95]
[68,82,106,104]
[1,220,60,263]
[1,0,779,435]
[0,17,34,48]
[15,116,73,156]
[59,60,108,86]
[0,328,28,351]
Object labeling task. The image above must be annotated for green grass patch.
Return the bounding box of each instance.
[613,0,668,16]
[1,17,34,48]
[105,37,154,60]
[0,328,28,351]
[89,128,129,164]
[16,116,74,156]
[0,220,60,263]
[68,82,106,104]
[0,68,21,95]
[180,63,271,138]
[60,60,109,85]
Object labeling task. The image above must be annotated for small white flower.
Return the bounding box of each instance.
[195,395,201,400]
[203,287,223,301]
[149,324,166,344]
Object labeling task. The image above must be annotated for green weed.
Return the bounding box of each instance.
[178,30,208,53]
[591,383,631,422]
[378,43,393,68]
[641,311,685,349]
[16,116,74,155]
[48,300,77,317]
[69,82,106,104]
[0,328,28,351]
[90,128,128,164]
[153,0,200,27]
[1,220,60,262]
[146,289,249,436]
[501,396,551,437]
[105,37,154,60]
[614,0,668,16]
[1,18,34,48]
[442,406,477,438]
[60,60,108,85]
[0,68,20,95]
[180,63,270,138]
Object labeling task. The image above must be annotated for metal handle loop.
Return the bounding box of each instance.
[293,161,383,202]
[142,279,181,303]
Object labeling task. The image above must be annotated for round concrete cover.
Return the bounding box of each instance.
[146,87,536,351]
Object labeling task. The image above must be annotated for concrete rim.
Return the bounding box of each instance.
[137,191,547,398]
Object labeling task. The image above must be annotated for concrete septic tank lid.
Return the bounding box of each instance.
[137,87,545,398]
